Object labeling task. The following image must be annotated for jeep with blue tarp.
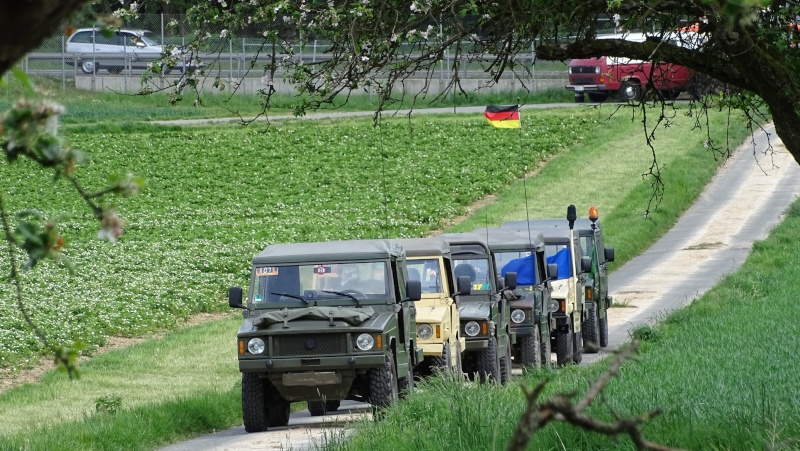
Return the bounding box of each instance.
[502,206,615,354]
[397,237,472,377]
[438,232,514,384]
[472,227,557,369]
[228,239,422,432]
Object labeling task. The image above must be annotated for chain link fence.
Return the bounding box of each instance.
[18,14,568,95]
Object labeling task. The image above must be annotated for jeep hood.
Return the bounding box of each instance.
[416,305,450,324]
[458,302,490,320]
[550,279,571,300]
[252,306,375,328]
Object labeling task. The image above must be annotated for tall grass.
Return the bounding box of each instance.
[324,200,800,450]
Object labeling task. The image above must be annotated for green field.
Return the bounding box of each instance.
[0,86,766,450]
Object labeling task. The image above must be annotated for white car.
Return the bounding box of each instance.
[65,28,183,75]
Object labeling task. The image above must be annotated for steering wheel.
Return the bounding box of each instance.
[341,289,367,299]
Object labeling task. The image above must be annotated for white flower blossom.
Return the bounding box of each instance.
[390,33,398,42]
[361,55,369,62]
[482,14,490,19]
[220,29,228,38]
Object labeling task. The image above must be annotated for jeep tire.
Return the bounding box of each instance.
[518,326,541,368]
[583,304,600,353]
[572,317,583,364]
[499,338,512,385]
[308,399,341,416]
[555,323,573,367]
[241,373,269,432]
[476,335,501,384]
[430,340,452,373]
[368,351,398,409]
[540,326,552,369]
[599,310,609,347]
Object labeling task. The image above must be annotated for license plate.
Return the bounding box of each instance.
[574,86,585,92]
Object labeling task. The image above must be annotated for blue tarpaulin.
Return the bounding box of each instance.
[501,255,537,285]
[546,248,572,280]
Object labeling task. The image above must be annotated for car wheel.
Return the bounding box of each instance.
[367,351,398,409]
[241,373,268,433]
[476,335,500,384]
[107,66,123,75]
[540,325,552,369]
[326,400,340,412]
[307,400,326,417]
[599,307,609,348]
[583,304,600,353]
[572,316,583,364]
[80,61,97,74]
[619,80,642,102]
[555,323,573,367]
[499,338,512,385]
[519,326,541,368]
[430,339,452,373]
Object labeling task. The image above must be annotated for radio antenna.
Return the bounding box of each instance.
[379,114,388,239]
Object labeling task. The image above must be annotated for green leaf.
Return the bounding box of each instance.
[10,66,34,95]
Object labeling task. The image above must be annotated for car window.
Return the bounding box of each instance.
[69,31,95,44]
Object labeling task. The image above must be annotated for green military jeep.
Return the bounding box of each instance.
[502,206,615,353]
[438,233,514,384]
[473,227,558,369]
[398,238,472,376]
[228,239,422,432]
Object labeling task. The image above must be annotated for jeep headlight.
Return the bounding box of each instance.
[417,324,433,340]
[511,309,526,324]
[549,299,560,313]
[356,333,375,351]
[465,321,480,337]
[247,337,265,354]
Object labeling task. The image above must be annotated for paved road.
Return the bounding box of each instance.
[159,123,800,450]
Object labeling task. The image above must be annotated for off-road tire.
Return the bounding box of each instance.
[583,304,600,353]
[241,373,269,432]
[367,351,398,409]
[518,329,541,368]
[397,359,413,399]
[587,92,609,103]
[326,400,340,412]
[572,317,583,364]
[499,338,512,385]
[476,335,501,384]
[455,339,463,380]
[619,80,642,102]
[555,324,573,367]
[308,400,326,417]
[540,326,552,369]
[599,311,609,348]
[430,340,452,373]
[266,383,290,428]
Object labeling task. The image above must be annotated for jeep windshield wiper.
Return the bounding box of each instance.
[321,290,361,307]
[270,292,309,304]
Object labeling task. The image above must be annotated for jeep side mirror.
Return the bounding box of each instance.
[456,275,472,295]
[580,256,592,273]
[605,247,615,262]
[504,272,517,290]
[229,286,246,309]
[406,280,422,302]
[547,263,559,280]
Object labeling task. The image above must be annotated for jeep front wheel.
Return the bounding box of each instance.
[540,326,552,369]
[555,323,573,367]
[307,400,327,417]
[242,373,274,432]
[599,309,609,347]
[583,304,600,353]
[368,351,398,409]
[476,335,501,384]
[430,340,452,373]
[518,326,541,368]
[499,338,512,385]
[572,316,583,364]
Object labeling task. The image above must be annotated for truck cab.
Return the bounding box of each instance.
[473,227,557,370]
[438,233,513,385]
[398,237,470,377]
[228,239,421,432]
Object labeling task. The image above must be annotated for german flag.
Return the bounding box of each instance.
[484,105,520,128]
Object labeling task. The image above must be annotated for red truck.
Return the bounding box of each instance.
[565,32,695,103]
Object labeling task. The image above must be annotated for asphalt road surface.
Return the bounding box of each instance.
[160,123,800,451]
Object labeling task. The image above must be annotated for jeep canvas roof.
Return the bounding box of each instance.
[253,239,403,265]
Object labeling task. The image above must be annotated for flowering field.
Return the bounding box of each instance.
[0,109,605,371]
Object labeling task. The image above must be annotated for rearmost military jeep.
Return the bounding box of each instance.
[228,239,422,432]
[503,206,615,353]
[438,233,514,384]
[398,238,472,377]
[473,227,558,369]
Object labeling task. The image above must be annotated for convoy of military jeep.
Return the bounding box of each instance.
[228,206,615,432]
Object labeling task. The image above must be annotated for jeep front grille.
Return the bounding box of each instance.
[571,66,598,74]
[571,77,596,84]
[273,334,347,357]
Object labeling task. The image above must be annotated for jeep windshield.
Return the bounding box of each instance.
[407,258,443,294]
[495,251,540,287]
[250,261,390,306]
[453,258,493,293]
